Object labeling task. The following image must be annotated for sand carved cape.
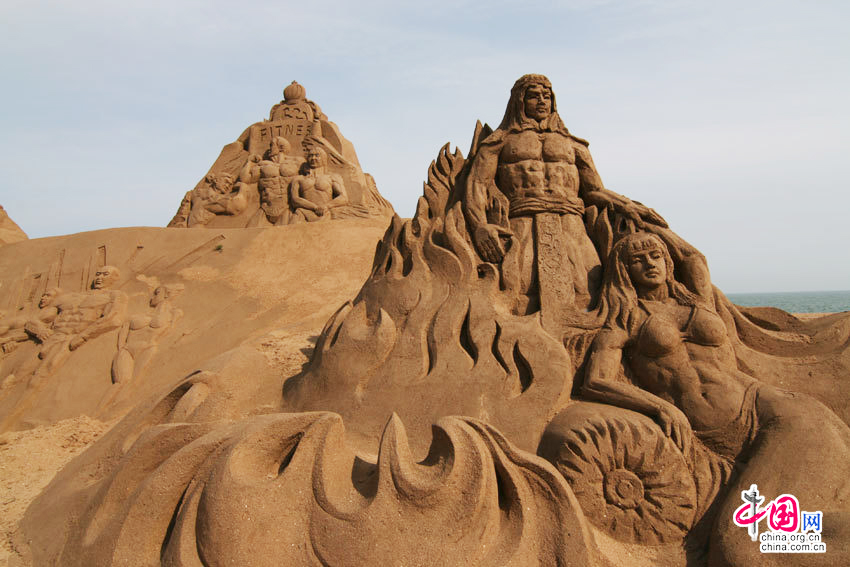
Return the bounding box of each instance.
[18,76,850,567]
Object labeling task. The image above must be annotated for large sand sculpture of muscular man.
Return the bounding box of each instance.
[464,74,664,327]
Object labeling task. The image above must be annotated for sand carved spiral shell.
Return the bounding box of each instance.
[539,403,697,544]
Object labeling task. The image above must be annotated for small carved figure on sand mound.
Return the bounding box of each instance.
[170,171,249,228]
[111,283,184,384]
[0,288,63,354]
[289,146,349,222]
[26,266,127,377]
[248,136,304,227]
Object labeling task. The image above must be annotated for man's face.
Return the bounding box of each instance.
[274,139,290,156]
[307,150,323,169]
[523,84,552,121]
[93,268,115,289]
[39,291,57,308]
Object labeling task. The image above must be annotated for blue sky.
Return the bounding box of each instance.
[1,0,848,292]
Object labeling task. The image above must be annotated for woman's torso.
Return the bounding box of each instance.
[626,300,752,432]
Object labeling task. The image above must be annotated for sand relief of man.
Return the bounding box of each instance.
[111,283,184,384]
[248,136,304,226]
[0,311,28,355]
[26,266,127,377]
[1,288,62,355]
[289,146,349,222]
[185,171,253,228]
[463,74,665,333]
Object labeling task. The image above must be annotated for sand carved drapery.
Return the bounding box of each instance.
[18,75,850,566]
[167,81,394,228]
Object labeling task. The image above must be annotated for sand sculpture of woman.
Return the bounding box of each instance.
[111,283,184,384]
[573,231,850,565]
[463,74,664,329]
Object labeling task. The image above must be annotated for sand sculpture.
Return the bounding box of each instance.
[26,266,128,379]
[167,81,394,228]
[290,146,350,222]
[111,283,184,385]
[17,75,850,566]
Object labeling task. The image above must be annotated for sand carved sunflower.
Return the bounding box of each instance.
[546,409,697,544]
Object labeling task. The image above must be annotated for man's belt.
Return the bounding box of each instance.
[508,196,583,218]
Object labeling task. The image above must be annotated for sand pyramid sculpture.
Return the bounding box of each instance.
[15,75,850,566]
[168,81,394,228]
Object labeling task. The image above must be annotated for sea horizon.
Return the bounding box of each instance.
[725,289,850,314]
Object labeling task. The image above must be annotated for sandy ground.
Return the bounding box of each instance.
[0,417,115,566]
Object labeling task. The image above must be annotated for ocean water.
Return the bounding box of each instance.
[725,290,850,314]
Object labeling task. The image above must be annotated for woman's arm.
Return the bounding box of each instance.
[582,329,692,454]
[641,225,713,303]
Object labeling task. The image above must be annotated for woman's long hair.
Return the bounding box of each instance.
[497,74,570,135]
[600,232,702,335]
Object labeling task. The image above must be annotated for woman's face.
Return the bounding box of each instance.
[628,245,667,290]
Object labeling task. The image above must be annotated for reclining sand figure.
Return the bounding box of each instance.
[1,288,60,355]
[558,232,850,565]
[168,171,249,228]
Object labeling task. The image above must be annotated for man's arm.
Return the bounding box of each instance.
[575,141,667,228]
[24,306,59,342]
[289,178,318,213]
[69,292,128,350]
[464,144,512,263]
[327,175,349,209]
